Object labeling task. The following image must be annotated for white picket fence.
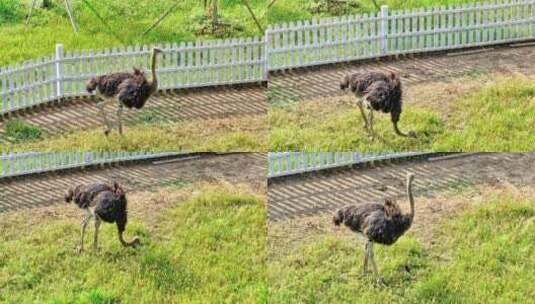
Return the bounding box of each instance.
[2,0,535,115]
[267,0,535,69]
[268,152,426,177]
[1,38,266,115]
[0,151,182,179]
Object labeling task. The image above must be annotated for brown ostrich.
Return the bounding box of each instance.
[340,71,416,139]
[333,173,416,283]
[65,182,140,253]
[86,47,163,135]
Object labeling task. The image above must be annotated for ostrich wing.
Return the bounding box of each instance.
[365,80,399,113]
[71,183,113,209]
[335,203,385,233]
[93,191,127,224]
[351,72,391,95]
[117,76,151,109]
[93,72,135,97]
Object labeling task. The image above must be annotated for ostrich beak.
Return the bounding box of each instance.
[153,47,163,54]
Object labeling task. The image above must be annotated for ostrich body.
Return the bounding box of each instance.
[333,173,416,281]
[65,182,140,253]
[86,47,163,135]
[340,71,415,139]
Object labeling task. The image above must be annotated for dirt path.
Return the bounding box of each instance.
[268,153,535,222]
[0,85,267,141]
[0,153,266,213]
[268,43,535,104]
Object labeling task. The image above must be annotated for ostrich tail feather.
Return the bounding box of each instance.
[86,77,98,93]
[333,209,344,226]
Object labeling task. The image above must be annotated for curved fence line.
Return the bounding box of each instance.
[2,0,535,115]
[268,152,429,178]
[0,151,183,179]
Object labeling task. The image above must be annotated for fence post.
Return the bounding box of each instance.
[264,29,270,82]
[380,5,389,56]
[55,44,64,98]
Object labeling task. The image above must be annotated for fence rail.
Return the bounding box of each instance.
[0,151,182,179]
[2,0,534,115]
[268,152,427,178]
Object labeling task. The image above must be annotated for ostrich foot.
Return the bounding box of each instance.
[104,129,110,137]
[77,246,84,254]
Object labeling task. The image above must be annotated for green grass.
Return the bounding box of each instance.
[2,116,268,152]
[3,119,43,143]
[0,0,266,67]
[269,76,535,152]
[0,185,267,303]
[1,1,506,67]
[268,0,487,24]
[268,191,535,303]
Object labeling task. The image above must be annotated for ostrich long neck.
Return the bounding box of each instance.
[149,50,159,92]
[119,231,138,247]
[406,175,415,221]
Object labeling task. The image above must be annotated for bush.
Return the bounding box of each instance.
[0,0,24,24]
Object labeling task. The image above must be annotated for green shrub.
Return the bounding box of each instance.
[0,0,24,24]
[4,119,43,142]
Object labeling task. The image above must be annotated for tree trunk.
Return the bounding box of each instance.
[212,0,219,34]
[42,0,52,8]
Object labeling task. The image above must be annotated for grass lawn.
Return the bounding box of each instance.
[0,183,267,303]
[2,116,268,152]
[268,0,487,24]
[0,0,266,66]
[269,75,535,152]
[268,188,535,303]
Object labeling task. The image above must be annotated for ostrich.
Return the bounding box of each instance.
[333,173,416,283]
[340,71,416,139]
[86,47,163,135]
[65,182,140,253]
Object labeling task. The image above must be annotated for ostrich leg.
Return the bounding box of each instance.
[367,109,375,139]
[356,99,369,130]
[116,102,124,135]
[93,216,101,251]
[368,242,386,286]
[363,241,371,275]
[96,99,112,136]
[78,211,92,253]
